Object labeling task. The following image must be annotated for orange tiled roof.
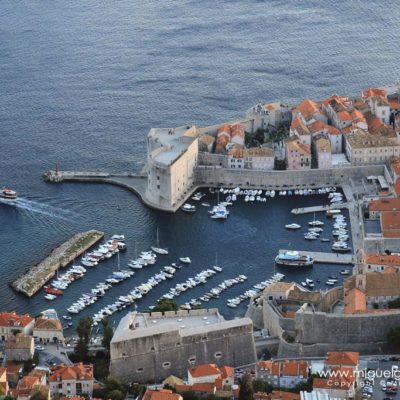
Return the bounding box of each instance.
[220,365,234,379]
[34,317,63,331]
[291,117,310,136]
[217,123,232,138]
[369,198,400,212]
[344,288,367,315]
[336,110,352,121]
[389,99,400,110]
[285,137,311,155]
[175,383,215,394]
[188,364,220,378]
[254,391,301,400]
[257,360,308,378]
[231,123,245,138]
[293,99,321,120]
[17,376,39,390]
[350,109,365,120]
[367,115,384,134]
[363,87,388,99]
[381,211,400,237]
[0,312,34,328]
[143,389,182,400]
[364,253,400,267]
[326,351,359,366]
[327,125,340,135]
[50,363,93,382]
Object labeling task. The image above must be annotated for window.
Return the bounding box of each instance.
[157,185,160,189]
[157,176,160,180]
[136,367,143,373]
[214,351,223,358]
[188,356,196,364]
[162,362,171,369]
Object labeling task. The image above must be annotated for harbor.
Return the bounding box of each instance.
[291,203,349,215]
[11,230,104,297]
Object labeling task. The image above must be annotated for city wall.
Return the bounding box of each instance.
[194,165,386,190]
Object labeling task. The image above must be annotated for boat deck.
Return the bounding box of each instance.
[278,249,354,265]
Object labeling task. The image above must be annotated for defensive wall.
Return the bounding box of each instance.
[194,164,387,190]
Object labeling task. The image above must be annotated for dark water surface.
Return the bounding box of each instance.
[0,0,398,324]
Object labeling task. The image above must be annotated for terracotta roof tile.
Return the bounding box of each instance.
[369,198,400,212]
[143,389,182,400]
[49,363,93,382]
[344,288,367,314]
[364,253,400,267]
[0,312,34,328]
[34,317,63,331]
[293,99,321,120]
[326,351,359,366]
[188,364,220,378]
[363,88,388,99]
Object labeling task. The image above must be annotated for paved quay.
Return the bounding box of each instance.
[279,249,354,265]
[291,203,349,214]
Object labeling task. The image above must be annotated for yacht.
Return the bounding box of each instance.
[332,243,352,252]
[0,187,17,203]
[309,220,324,227]
[304,232,318,240]
[44,294,57,301]
[182,203,196,213]
[179,257,191,264]
[275,251,314,267]
[210,209,229,220]
[340,269,350,275]
[306,278,314,288]
[285,223,301,230]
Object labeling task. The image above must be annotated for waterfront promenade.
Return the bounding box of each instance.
[278,249,354,265]
[291,203,349,215]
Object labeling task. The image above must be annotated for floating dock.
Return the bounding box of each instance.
[278,249,354,265]
[12,230,104,297]
[291,203,349,215]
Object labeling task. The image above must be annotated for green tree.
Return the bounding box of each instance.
[75,316,93,361]
[107,390,125,400]
[239,373,254,400]
[101,317,113,354]
[29,388,48,400]
[252,378,273,394]
[152,298,178,312]
[388,297,400,308]
[129,383,147,396]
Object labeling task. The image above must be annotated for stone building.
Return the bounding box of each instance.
[33,317,64,344]
[256,359,309,389]
[284,136,311,170]
[228,146,274,170]
[345,129,400,165]
[145,126,199,210]
[246,102,291,129]
[49,363,93,397]
[109,309,256,383]
[5,333,34,362]
[312,134,332,169]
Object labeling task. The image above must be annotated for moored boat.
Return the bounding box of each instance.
[275,251,314,267]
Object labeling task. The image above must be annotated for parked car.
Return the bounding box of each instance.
[35,345,45,351]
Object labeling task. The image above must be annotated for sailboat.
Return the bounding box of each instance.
[213,252,223,272]
[151,228,169,255]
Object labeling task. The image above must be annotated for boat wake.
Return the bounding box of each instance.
[8,198,78,222]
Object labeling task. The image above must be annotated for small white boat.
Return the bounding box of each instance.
[179,257,191,264]
[306,278,314,288]
[45,294,56,301]
[340,269,350,275]
[182,203,196,213]
[285,223,301,230]
[201,202,211,207]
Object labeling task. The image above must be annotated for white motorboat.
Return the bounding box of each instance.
[44,294,56,301]
[182,203,196,213]
[285,223,301,230]
[0,187,17,203]
[306,278,314,288]
[201,202,211,207]
[309,220,324,227]
[111,234,125,242]
[340,269,350,275]
[179,257,191,264]
[275,251,314,267]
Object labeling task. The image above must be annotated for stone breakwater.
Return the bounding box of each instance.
[11,230,104,297]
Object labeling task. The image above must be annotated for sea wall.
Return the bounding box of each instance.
[194,164,387,189]
[11,230,104,297]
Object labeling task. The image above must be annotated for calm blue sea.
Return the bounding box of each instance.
[0,0,399,325]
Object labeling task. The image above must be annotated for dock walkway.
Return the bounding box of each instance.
[278,249,354,265]
[291,203,349,215]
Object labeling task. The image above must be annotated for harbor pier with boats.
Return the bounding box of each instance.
[11,230,104,297]
[277,250,354,265]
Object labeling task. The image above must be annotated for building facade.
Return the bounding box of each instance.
[49,364,93,397]
[110,309,256,383]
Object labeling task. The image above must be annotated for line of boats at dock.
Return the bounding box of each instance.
[181,186,339,218]
[284,192,351,254]
[44,234,127,300]
[226,272,285,308]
